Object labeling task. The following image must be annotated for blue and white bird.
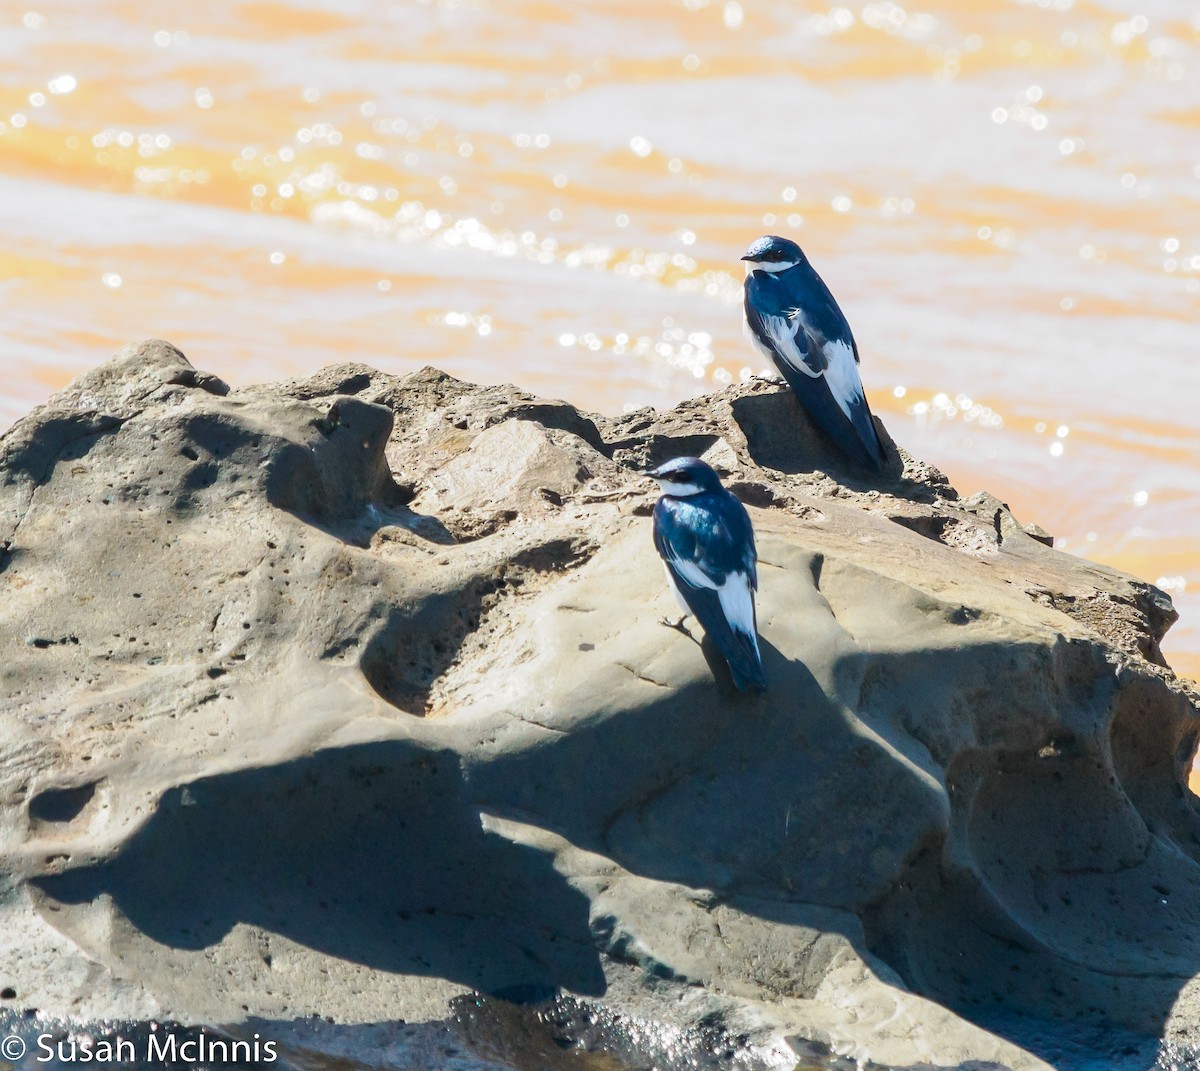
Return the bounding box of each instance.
[741,235,887,472]
[647,457,767,691]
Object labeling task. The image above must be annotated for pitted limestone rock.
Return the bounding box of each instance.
[1,340,1198,1069]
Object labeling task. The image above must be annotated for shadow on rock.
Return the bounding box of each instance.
[470,642,943,910]
[728,388,905,485]
[36,739,607,999]
[259,395,456,547]
[850,641,1200,1040]
[470,630,1200,1040]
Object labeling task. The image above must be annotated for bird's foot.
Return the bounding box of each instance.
[752,371,786,386]
[660,615,694,639]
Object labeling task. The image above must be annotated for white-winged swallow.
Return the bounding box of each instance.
[648,457,766,691]
[742,234,887,471]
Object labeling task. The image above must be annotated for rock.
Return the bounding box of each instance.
[409,419,603,541]
[1,340,1198,1070]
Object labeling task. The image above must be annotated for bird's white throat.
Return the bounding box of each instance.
[745,259,799,275]
[656,479,704,497]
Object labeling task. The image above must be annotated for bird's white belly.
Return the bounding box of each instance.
[663,564,690,613]
[743,316,778,368]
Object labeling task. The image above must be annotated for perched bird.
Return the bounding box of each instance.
[647,457,766,691]
[741,235,886,472]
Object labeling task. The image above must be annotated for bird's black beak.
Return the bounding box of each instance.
[740,255,754,261]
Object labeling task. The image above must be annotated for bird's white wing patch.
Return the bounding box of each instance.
[670,554,718,591]
[761,313,822,378]
[820,338,867,424]
[718,572,760,647]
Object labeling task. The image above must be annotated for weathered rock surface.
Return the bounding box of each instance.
[1,340,1198,1069]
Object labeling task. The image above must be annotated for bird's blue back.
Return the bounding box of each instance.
[743,254,885,471]
[745,261,857,356]
[652,490,757,589]
[651,480,765,691]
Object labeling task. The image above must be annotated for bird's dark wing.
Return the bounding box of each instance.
[786,273,886,469]
[653,496,765,691]
[744,298,827,378]
[745,281,885,472]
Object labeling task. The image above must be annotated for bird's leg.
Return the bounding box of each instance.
[660,614,694,638]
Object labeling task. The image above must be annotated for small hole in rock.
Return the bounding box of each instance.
[29,781,98,824]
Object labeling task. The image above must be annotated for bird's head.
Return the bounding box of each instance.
[645,456,724,497]
[741,234,805,274]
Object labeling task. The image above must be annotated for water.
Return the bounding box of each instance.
[0,999,856,1071]
[0,4,1198,1061]
[4,1001,1200,1071]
